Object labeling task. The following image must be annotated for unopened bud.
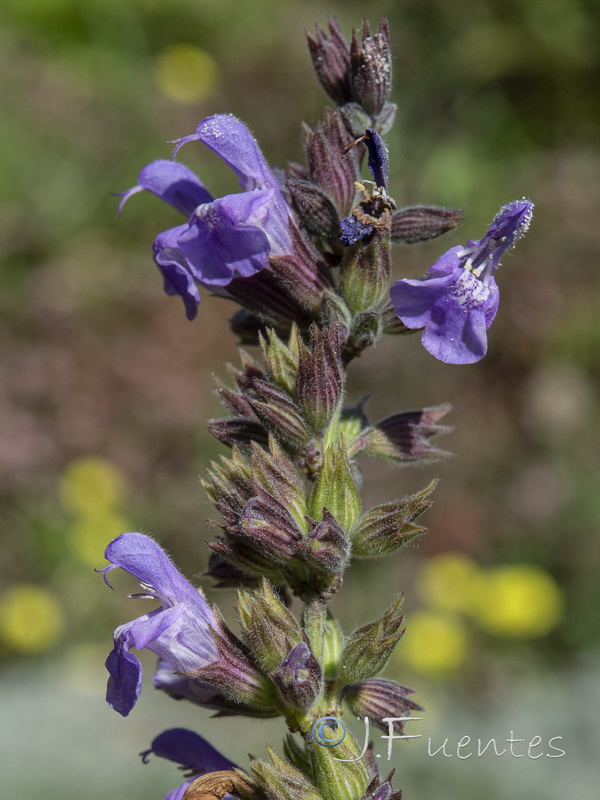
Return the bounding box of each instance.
[309,441,361,533]
[340,596,404,681]
[350,19,392,117]
[207,417,269,448]
[270,640,322,711]
[341,678,422,735]
[360,404,453,464]
[245,378,311,448]
[237,580,303,673]
[307,19,353,105]
[299,510,350,581]
[190,615,279,713]
[297,323,344,432]
[251,746,324,800]
[340,236,391,313]
[250,438,309,533]
[391,205,463,244]
[352,480,437,558]
[239,492,303,563]
[305,109,360,217]
[259,326,300,396]
[286,178,341,241]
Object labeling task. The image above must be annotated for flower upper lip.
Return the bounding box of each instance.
[100,532,219,716]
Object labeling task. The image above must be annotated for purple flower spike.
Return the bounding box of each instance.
[390,199,533,364]
[117,115,292,319]
[140,728,237,800]
[100,532,219,717]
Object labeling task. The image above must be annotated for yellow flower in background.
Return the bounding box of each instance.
[399,611,469,677]
[418,552,484,614]
[474,564,563,637]
[59,457,130,565]
[0,585,64,654]
[59,457,125,514]
[69,510,130,568]
[155,45,218,104]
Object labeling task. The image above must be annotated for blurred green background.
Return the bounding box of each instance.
[1,0,599,798]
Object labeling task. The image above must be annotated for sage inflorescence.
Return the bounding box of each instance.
[102,17,532,800]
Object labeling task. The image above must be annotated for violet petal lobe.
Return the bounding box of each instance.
[117,160,213,217]
[105,627,143,716]
[143,727,236,773]
[140,728,237,800]
[178,194,272,284]
[153,224,202,320]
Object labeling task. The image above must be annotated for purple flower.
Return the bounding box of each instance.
[99,532,219,716]
[140,728,237,800]
[390,199,533,364]
[118,114,292,319]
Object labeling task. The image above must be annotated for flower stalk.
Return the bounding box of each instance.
[100,15,533,800]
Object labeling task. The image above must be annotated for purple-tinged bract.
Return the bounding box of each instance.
[117,115,292,319]
[99,532,219,716]
[390,199,533,364]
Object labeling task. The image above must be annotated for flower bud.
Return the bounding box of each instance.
[245,378,311,448]
[286,178,341,241]
[207,417,269,448]
[237,579,303,673]
[271,640,323,711]
[251,746,324,800]
[238,492,303,563]
[341,678,422,735]
[340,596,404,681]
[213,374,258,419]
[350,19,392,117]
[307,19,353,105]
[305,109,360,217]
[351,480,437,558]
[250,438,309,533]
[339,236,391,314]
[190,614,279,714]
[298,511,350,590]
[360,404,453,464]
[391,205,463,245]
[259,325,300,396]
[309,441,361,533]
[297,323,344,433]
